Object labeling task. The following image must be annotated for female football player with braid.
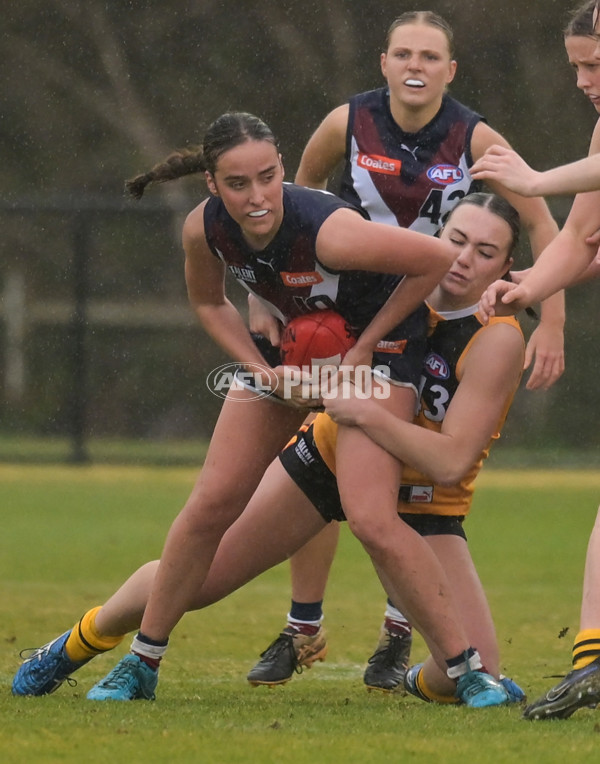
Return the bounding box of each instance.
[13,193,523,708]
[16,110,513,706]
[246,9,564,692]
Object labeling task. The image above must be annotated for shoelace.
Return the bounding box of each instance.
[18,645,78,687]
[18,632,66,663]
[96,661,139,690]
[368,634,407,668]
[260,633,303,675]
[19,645,50,662]
[459,671,497,701]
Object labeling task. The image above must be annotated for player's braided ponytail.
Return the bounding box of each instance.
[125,112,278,200]
[125,148,206,199]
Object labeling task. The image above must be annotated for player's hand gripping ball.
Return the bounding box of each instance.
[280,310,357,369]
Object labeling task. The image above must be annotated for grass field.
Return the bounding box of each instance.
[2,464,600,763]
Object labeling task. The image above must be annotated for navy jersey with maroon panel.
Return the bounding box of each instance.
[339,89,483,234]
[204,182,399,333]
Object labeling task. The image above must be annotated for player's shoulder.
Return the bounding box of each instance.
[326,102,351,123]
[350,86,386,105]
[443,94,482,120]
[309,103,349,138]
[470,113,513,159]
[458,315,524,383]
[284,182,349,210]
[486,313,523,334]
[183,198,210,241]
[472,314,524,355]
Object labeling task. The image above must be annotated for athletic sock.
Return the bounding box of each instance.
[414,666,459,704]
[384,601,412,637]
[287,601,323,637]
[64,606,126,663]
[572,628,600,669]
[131,631,168,670]
[445,647,484,679]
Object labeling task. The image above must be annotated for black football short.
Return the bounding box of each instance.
[279,422,466,540]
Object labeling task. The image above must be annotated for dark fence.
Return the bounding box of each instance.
[1,197,599,466]
[0,197,235,463]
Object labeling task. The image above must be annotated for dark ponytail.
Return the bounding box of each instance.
[125,148,206,199]
[125,112,278,199]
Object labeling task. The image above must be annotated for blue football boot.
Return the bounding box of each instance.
[87,654,158,701]
[499,674,526,703]
[405,663,509,707]
[456,668,509,708]
[12,630,91,696]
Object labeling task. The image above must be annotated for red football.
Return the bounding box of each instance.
[280,310,357,368]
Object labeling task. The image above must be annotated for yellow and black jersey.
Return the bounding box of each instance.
[279,304,523,522]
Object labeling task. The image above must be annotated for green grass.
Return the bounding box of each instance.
[2,465,600,763]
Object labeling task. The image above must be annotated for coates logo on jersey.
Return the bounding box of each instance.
[427,164,464,185]
[376,339,407,354]
[358,152,402,176]
[424,352,450,379]
[281,272,324,287]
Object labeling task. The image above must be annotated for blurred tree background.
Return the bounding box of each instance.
[0,0,598,463]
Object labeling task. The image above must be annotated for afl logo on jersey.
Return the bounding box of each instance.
[424,352,450,379]
[427,164,464,185]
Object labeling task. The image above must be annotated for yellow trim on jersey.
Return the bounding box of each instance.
[312,312,523,518]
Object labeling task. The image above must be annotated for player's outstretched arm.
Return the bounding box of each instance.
[471,145,544,197]
[473,120,600,198]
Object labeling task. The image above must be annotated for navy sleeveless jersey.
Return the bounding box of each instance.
[339,89,483,234]
[203,183,399,331]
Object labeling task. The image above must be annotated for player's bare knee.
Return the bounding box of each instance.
[346,516,392,551]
